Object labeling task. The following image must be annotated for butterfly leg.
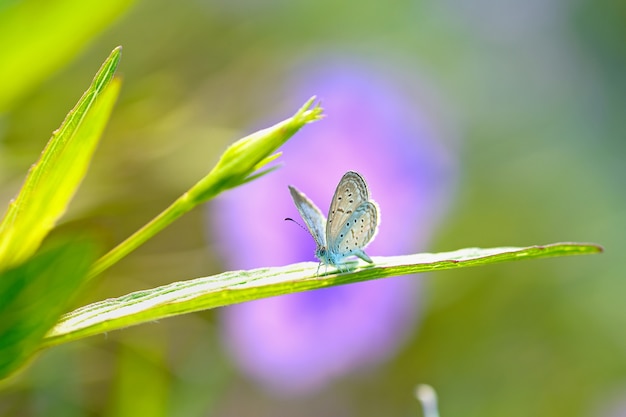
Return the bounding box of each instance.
[354,250,374,264]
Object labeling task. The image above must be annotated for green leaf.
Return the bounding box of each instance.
[0,0,132,111]
[42,242,602,349]
[0,47,122,269]
[0,238,98,380]
[88,97,324,279]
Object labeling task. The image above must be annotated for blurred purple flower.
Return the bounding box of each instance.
[209,57,457,395]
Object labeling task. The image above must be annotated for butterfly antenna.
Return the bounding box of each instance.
[285,217,324,276]
[284,217,311,235]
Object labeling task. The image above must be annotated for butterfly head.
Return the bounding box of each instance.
[315,245,328,263]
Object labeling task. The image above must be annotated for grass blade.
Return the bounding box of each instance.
[43,242,602,349]
[0,47,122,269]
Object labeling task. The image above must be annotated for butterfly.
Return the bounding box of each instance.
[287,171,379,272]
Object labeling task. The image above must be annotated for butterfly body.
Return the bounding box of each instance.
[288,171,379,271]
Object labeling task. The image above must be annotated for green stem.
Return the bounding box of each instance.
[87,97,323,279]
[88,192,194,279]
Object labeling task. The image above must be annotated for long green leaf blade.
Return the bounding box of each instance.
[0,47,122,269]
[43,242,602,349]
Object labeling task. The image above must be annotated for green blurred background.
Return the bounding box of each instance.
[0,0,624,416]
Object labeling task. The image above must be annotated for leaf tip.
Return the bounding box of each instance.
[295,96,324,123]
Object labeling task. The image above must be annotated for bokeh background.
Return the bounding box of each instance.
[1,0,624,416]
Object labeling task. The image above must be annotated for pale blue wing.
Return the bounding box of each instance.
[328,200,379,263]
[288,185,327,249]
[326,171,370,248]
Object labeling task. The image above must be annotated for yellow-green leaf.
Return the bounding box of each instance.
[0,0,132,111]
[0,47,122,269]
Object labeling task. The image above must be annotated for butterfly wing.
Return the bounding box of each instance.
[288,185,327,249]
[329,200,379,263]
[326,171,370,247]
